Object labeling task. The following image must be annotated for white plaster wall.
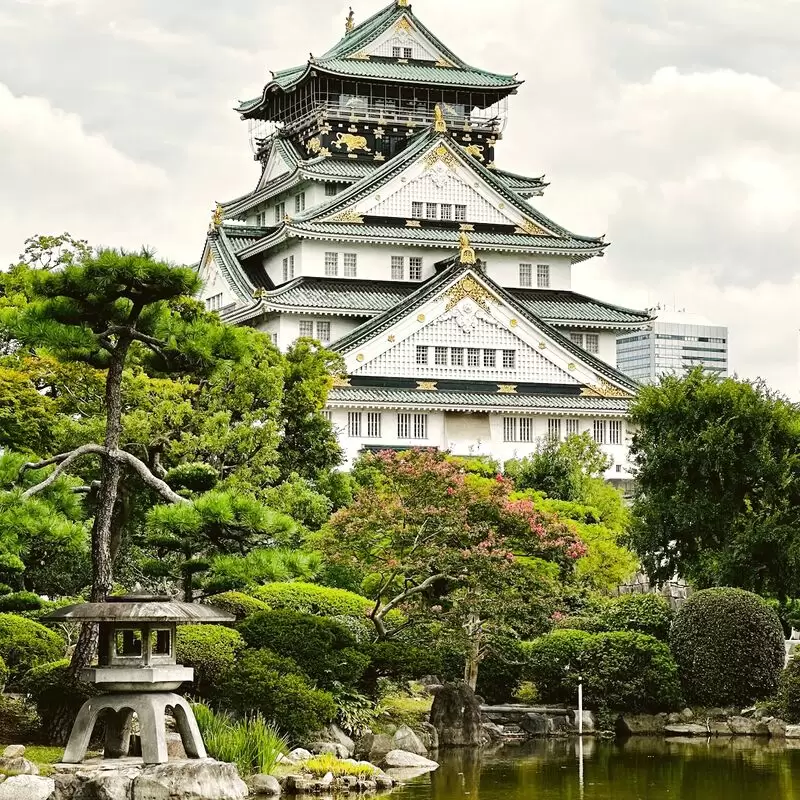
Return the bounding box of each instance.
[199,255,238,310]
[484,254,572,291]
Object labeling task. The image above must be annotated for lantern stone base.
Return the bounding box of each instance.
[63,692,206,765]
[53,758,248,800]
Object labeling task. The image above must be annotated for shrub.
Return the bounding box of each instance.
[203,592,271,621]
[175,625,245,698]
[670,588,785,706]
[0,695,40,743]
[238,610,367,689]
[522,630,592,704]
[0,655,8,691]
[218,649,336,741]
[582,632,682,711]
[0,592,44,613]
[304,753,376,778]
[0,614,64,686]
[554,615,606,634]
[360,641,443,694]
[779,653,800,723]
[598,594,673,641]
[476,635,527,705]
[251,582,374,618]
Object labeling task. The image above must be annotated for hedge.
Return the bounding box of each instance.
[522,630,592,704]
[476,635,527,705]
[218,649,336,741]
[251,582,375,618]
[360,640,444,694]
[0,614,64,686]
[176,625,245,698]
[23,659,98,736]
[597,594,673,641]
[780,653,800,723]
[238,610,369,689]
[670,588,785,706]
[203,592,271,621]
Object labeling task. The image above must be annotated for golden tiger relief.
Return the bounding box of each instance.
[333,133,371,153]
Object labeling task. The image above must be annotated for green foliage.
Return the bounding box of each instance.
[262,474,333,532]
[522,630,592,704]
[476,634,527,704]
[23,659,97,736]
[505,433,611,501]
[0,368,57,455]
[329,686,378,737]
[0,656,9,690]
[218,649,337,740]
[192,703,289,777]
[165,463,220,494]
[0,614,64,686]
[0,592,44,613]
[203,550,321,595]
[175,625,245,698]
[0,696,41,743]
[203,592,271,621]
[303,753,376,778]
[597,594,674,641]
[629,370,800,595]
[251,581,375,618]
[238,610,368,689]
[670,588,785,706]
[361,641,443,693]
[582,632,682,711]
[446,455,502,478]
[780,654,800,723]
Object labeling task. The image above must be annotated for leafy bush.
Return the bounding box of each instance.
[175,625,245,698]
[262,474,333,531]
[238,610,368,689]
[522,630,592,704]
[204,550,322,595]
[598,594,673,641]
[582,632,682,711]
[0,592,44,613]
[251,582,375,618]
[0,614,64,686]
[23,659,98,737]
[670,588,785,706]
[360,641,443,694]
[0,655,9,691]
[165,462,220,494]
[203,591,271,621]
[218,649,336,741]
[554,615,606,634]
[193,702,288,776]
[476,635,527,704]
[0,695,41,743]
[779,653,800,723]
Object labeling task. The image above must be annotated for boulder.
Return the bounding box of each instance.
[664,723,709,736]
[430,682,482,747]
[547,716,575,735]
[166,732,187,760]
[0,775,55,800]
[574,711,595,733]
[308,742,349,758]
[482,722,505,741]
[355,733,394,762]
[326,725,356,757]
[287,748,312,762]
[786,725,800,739]
[616,714,668,736]
[318,772,334,788]
[707,720,732,735]
[707,708,726,720]
[375,774,395,790]
[283,775,313,793]
[521,713,548,736]
[84,771,139,800]
[769,718,787,738]
[728,716,758,736]
[667,713,681,724]
[419,722,439,752]
[740,706,757,718]
[0,744,39,777]
[680,708,694,721]
[393,725,427,756]
[249,774,281,796]
[381,750,439,770]
[131,759,248,800]
[1,745,25,758]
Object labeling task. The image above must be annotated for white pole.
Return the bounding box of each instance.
[578,678,583,735]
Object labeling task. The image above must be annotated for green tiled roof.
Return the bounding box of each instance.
[494,168,548,197]
[315,59,518,87]
[513,289,652,325]
[328,386,630,412]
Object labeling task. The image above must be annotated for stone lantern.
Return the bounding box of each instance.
[42,594,234,765]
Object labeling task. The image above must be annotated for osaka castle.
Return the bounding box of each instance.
[197,0,653,477]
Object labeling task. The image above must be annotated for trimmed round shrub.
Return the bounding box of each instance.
[554,615,606,634]
[239,610,368,689]
[218,649,336,741]
[251,582,375,618]
[176,625,245,698]
[582,632,682,711]
[204,592,271,621]
[780,653,800,723]
[23,659,98,737]
[598,594,673,641]
[476,635,527,705]
[670,588,785,706]
[522,630,592,704]
[0,592,44,613]
[0,613,64,686]
[360,640,444,694]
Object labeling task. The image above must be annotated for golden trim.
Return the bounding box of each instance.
[458,232,477,265]
[349,51,371,60]
[515,220,549,236]
[510,319,518,328]
[306,137,321,154]
[417,314,426,323]
[538,341,547,350]
[208,203,224,233]
[388,335,396,343]
[462,143,486,162]
[435,58,455,68]
[423,143,457,170]
[568,363,577,371]
[331,210,364,224]
[395,17,412,33]
[374,153,386,161]
[581,381,633,399]
[459,223,475,232]
[332,132,371,153]
[356,354,365,363]
[498,385,518,395]
[319,147,332,158]
[417,381,438,392]
[406,219,421,227]
[332,376,351,387]
[443,275,495,313]
[397,0,409,6]
[253,288,267,299]
[434,104,447,133]
[345,7,354,32]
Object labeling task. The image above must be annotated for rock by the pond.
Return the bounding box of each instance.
[664,723,709,736]
[786,725,800,738]
[355,732,395,761]
[375,774,395,790]
[680,708,694,721]
[769,718,788,738]
[393,724,428,756]
[547,716,574,735]
[521,713,548,736]
[381,750,439,770]
[276,754,296,766]
[288,748,312,762]
[707,719,732,735]
[419,721,439,751]
[482,722,505,740]
[667,713,681,724]
[283,775,313,793]
[249,774,282,796]
[0,744,39,777]
[326,724,356,757]
[574,711,595,733]
[430,682,482,747]
[616,714,668,736]
[131,759,248,800]
[318,772,334,788]
[0,775,55,800]
[309,741,349,758]
[728,716,759,736]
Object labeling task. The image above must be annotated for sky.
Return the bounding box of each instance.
[1,0,799,397]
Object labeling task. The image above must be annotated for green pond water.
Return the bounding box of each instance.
[391,738,800,800]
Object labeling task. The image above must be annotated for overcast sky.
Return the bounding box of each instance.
[1,0,799,396]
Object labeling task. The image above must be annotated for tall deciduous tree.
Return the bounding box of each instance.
[629,369,800,597]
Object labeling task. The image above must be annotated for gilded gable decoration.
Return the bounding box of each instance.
[462,144,486,162]
[458,232,477,265]
[424,144,457,171]
[417,381,438,391]
[443,274,496,313]
[434,104,447,133]
[332,376,351,387]
[515,220,549,236]
[395,17,413,34]
[581,381,633,399]
[498,385,518,395]
[331,210,365,224]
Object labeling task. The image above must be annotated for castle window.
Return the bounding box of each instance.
[586,333,599,354]
[367,412,382,438]
[256,211,266,226]
[416,346,428,366]
[316,322,331,343]
[325,252,339,277]
[503,350,516,369]
[593,420,608,444]
[519,418,533,442]
[325,183,340,197]
[295,192,306,214]
[565,419,580,437]
[503,418,516,443]
[435,347,448,366]
[348,412,362,438]
[451,348,464,367]
[570,333,584,347]
[409,257,423,281]
[344,253,358,277]
[609,420,623,445]
[392,46,402,58]
[274,202,286,224]
[454,205,467,221]
[391,256,405,280]
[206,294,223,311]
[282,255,295,283]
[504,417,533,442]
[411,202,423,218]
[547,419,562,441]
[440,204,452,220]
[426,203,438,219]
[299,320,314,338]
[398,413,428,440]
[404,47,413,59]
[519,264,532,287]
[483,350,497,368]
[467,348,480,368]
[537,264,550,288]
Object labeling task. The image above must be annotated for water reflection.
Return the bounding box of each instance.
[395,738,800,800]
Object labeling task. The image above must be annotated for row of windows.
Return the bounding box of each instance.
[655,334,727,344]
[324,252,359,278]
[391,255,423,281]
[416,346,517,369]
[569,332,600,354]
[205,293,223,311]
[284,253,428,282]
[410,202,468,221]
[299,320,332,343]
[347,412,428,440]
[504,417,623,445]
[520,263,550,288]
[392,46,414,59]
[282,255,295,282]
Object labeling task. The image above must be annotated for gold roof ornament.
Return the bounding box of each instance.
[434,104,447,133]
[345,7,355,32]
[581,381,633,399]
[458,231,477,265]
[208,203,224,234]
[397,0,409,6]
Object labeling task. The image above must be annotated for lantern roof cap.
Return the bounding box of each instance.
[41,595,235,624]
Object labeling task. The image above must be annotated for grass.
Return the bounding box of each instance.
[0,744,80,776]
[375,694,433,731]
[303,753,377,779]
[192,703,289,776]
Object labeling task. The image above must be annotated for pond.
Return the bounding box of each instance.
[392,737,800,800]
